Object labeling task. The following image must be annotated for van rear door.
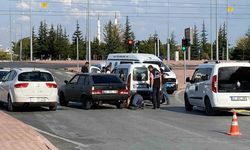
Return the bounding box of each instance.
[131,67,150,91]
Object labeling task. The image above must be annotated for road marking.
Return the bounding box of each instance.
[32,127,90,148]
[174,90,185,104]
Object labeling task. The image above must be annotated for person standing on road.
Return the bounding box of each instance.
[160,68,170,105]
[148,65,162,109]
[81,62,89,73]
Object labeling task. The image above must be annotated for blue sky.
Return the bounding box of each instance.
[0,0,250,50]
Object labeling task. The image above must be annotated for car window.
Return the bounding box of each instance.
[77,75,86,85]
[8,71,17,81]
[92,75,122,84]
[133,67,148,81]
[116,68,128,82]
[192,68,211,83]
[69,75,79,84]
[0,71,9,81]
[218,66,250,92]
[18,72,54,82]
[143,61,171,72]
[2,72,11,81]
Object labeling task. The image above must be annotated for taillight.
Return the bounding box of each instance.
[118,89,129,95]
[15,83,29,88]
[91,87,102,95]
[127,74,131,91]
[212,75,217,93]
[46,83,57,88]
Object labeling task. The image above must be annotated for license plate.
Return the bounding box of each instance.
[103,90,117,94]
[30,97,46,102]
[165,83,174,88]
[230,96,249,101]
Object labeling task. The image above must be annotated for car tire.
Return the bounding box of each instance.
[59,92,68,106]
[7,96,15,112]
[184,94,193,111]
[116,102,124,109]
[49,103,57,111]
[205,97,217,116]
[81,95,92,110]
[167,90,175,94]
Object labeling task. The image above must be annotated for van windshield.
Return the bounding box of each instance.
[143,61,171,72]
[133,67,148,81]
[218,67,250,92]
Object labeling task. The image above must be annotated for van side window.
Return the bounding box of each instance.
[192,68,211,83]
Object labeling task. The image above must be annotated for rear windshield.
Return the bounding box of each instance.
[18,72,54,82]
[133,67,148,81]
[0,71,9,80]
[92,75,122,84]
[218,67,250,92]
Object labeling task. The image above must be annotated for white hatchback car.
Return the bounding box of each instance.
[185,61,250,115]
[0,68,58,111]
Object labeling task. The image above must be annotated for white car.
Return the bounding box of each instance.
[185,61,250,115]
[0,68,58,111]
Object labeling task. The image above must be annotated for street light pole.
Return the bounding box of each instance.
[30,0,33,61]
[226,0,229,61]
[216,0,219,61]
[167,0,170,61]
[210,0,213,60]
[9,0,13,61]
[87,0,91,63]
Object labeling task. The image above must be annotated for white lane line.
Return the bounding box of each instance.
[174,90,185,104]
[32,127,90,148]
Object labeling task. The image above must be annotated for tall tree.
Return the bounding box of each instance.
[169,31,177,59]
[200,21,209,59]
[218,23,227,60]
[48,25,56,59]
[123,16,135,52]
[71,20,85,59]
[37,21,49,59]
[191,25,200,60]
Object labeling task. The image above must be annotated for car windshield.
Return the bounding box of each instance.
[143,61,171,72]
[0,71,9,81]
[218,66,250,92]
[18,72,54,82]
[133,67,148,81]
[92,75,122,84]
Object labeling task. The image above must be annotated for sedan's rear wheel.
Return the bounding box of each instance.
[59,92,68,106]
[7,96,15,112]
[81,95,92,110]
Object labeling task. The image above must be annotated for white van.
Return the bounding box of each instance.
[112,63,162,100]
[107,53,178,94]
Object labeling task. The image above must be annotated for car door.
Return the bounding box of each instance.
[188,69,203,106]
[1,71,16,102]
[0,72,10,101]
[64,75,80,102]
[73,75,87,101]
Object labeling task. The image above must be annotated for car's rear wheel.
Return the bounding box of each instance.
[7,96,15,112]
[59,92,68,106]
[184,94,193,111]
[49,103,57,111]
[81,95,92,110]
[205,97,217,116]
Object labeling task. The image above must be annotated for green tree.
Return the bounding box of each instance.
[169,31,177,59]
[191,25,200,60]
[71,20,85,60]
[123,16,135,52]
[200,21,210,59]
[37,21,49,59]
[48,25,56,59]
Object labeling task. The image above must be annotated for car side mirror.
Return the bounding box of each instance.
[186,77,191,83]
[64,80,69,84]
[169,67,172,70]
[1,76,6,82]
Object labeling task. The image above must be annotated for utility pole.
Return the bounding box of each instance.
[30,0,33,61]
[157,37,160,57]
[19,23,22,61]
[226,0,229,61]
[210,0,213,60]
[216,0,219,61]
[87,0,91,63]
[9,0,13,61]
[77,37,79,72]
[167,0,170,61]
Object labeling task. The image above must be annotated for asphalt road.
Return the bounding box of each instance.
[2,62,250,150]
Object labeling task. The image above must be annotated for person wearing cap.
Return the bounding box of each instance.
[148,65,162,109]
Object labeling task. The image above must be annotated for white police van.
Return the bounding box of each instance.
[107,53,178,94]
[185,61,250,115]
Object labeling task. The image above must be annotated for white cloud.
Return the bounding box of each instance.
[16,1,30,10]
[18,16,30,22]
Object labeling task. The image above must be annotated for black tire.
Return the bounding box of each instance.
[59,92,68,106]
[81,95,92,110]
[167,90,175,94]
[49,103,57,111]
[205,97,217,116]
[184,94,193,111]
[7,96,15,112]
[116,102,124,109]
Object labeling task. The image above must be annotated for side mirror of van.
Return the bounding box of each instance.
[169,67,172,70]
[186,77,191,83]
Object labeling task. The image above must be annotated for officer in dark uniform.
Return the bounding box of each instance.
[148,65,161,109]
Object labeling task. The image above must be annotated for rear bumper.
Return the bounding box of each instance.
[92,94,129,103]
[12,102,57,107]
[12,95,58,103]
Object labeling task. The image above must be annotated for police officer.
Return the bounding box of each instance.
[148,65,162,109]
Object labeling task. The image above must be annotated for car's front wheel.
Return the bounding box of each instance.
[184,94,193,111]
[7,96,16,112]
[81,95,92,110]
